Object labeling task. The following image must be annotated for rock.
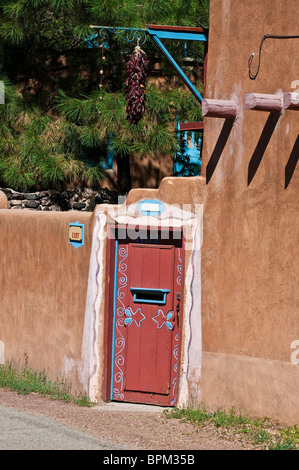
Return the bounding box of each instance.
[72,202,86,210]
[82,188,97,198]
[48,192,70,211]
[24,200,40,208]
[23,193,40,200]
[9,200,22,206]
[62,189,79,200]
[10,192,24,200]
[1,187,121,211]
[40,198,51,206]
[0,188,12,196]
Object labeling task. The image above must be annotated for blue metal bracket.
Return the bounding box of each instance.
[146,26,208,42]
[146,26,208,103]
[88,24,208,104]
[149,33,203,103]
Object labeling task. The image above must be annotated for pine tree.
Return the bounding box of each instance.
[0,0,209,193]
[0,77,106,190]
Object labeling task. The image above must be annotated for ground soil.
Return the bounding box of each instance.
[0,389,259,450]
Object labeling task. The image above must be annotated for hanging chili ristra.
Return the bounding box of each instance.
[124,45,149,125]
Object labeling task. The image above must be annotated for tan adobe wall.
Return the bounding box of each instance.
[200,0,299,424]
[0,190,8,209]
[0,177,206,403]
[0,208,95,393]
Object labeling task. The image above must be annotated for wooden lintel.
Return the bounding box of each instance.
[179,121,204,131]
[245,92,283,112]
[202,98,237,119]
[147,24,206,34]
[283,92,299,110]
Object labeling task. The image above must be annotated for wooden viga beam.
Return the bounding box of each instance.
[283,92,299,110]
[202,98,238,119]
[244,92,283,112]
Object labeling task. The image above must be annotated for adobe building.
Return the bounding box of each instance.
[0,0,298,425]
[199,0,299,425]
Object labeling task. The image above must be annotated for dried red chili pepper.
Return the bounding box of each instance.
[124,45,149,125]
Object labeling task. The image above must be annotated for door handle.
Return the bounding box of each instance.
[176,293,180,327]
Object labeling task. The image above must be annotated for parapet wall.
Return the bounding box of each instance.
[0,177,206,405]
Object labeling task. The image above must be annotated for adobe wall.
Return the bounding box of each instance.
[200,0,299,424]
[0,1,298,423]
[0,204,95,392]
[0,190,8,209]
[0,177,206,406]
[75,176,206,403]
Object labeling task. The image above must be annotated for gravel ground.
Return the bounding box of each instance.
[0,389,257,450]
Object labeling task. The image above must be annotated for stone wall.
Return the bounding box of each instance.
[0,187,119,211]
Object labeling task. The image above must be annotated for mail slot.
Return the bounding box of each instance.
[130,288,170,305]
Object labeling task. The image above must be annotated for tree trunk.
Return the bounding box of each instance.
[116,154,132,195]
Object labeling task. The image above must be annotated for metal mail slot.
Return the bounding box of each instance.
[130,288,170,305]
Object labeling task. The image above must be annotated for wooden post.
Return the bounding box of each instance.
[202,98,238,119]
[283,92,299,110]
[244,93,283,112]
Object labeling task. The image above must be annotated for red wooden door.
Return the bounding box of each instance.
[111,237,183,406]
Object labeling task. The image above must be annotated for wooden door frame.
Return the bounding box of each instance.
[103,223,186,405]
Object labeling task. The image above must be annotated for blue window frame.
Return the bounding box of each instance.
[174,120,202,177]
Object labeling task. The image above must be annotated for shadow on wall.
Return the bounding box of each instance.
[205,114,298,188]
[205,119,234,184]
[247,112,280,185]
[285,134,299,189]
